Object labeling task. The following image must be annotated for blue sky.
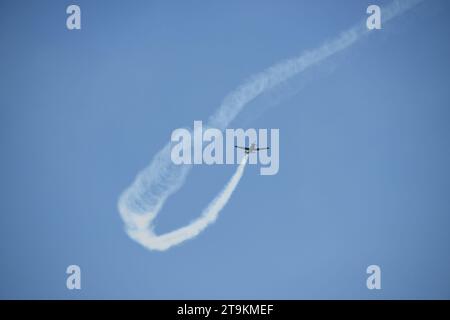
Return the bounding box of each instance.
[1,0,450,299]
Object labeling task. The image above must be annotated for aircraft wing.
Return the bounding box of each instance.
[235,146,248,150]
[256,147,270,151]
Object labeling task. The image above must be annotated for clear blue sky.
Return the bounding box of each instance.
[1,0,450,299]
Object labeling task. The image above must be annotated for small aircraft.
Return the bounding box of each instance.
[235,143,270,154]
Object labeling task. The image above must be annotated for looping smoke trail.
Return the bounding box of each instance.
[122,155,249,251]
[118,0,425,251]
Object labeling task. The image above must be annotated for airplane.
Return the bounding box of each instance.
[235,143,270,154]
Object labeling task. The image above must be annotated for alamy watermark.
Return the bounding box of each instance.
[170,121,279,176]
[66,264,81,290]
[366,265,382,290]
[66,5,81,30]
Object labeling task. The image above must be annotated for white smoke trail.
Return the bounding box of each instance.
[123,156,249,251]
[118,0,425,251]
